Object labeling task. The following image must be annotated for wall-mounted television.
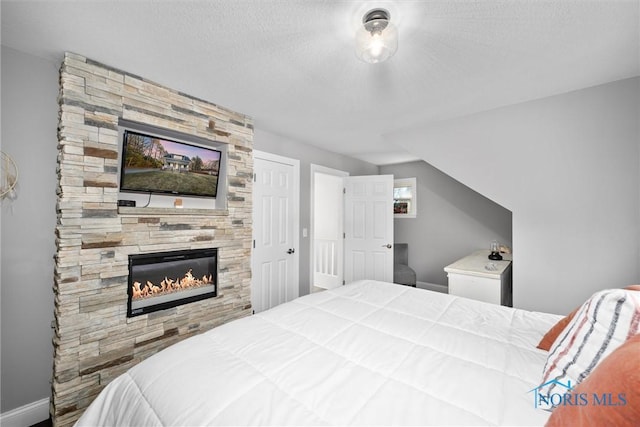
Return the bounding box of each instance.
[119,130,222,198]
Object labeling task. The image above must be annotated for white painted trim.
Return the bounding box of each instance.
[0,398,49,427]
[416,281,448,294]
[310,164,349,178]
[252,150,301,303]
[309,164,349,294]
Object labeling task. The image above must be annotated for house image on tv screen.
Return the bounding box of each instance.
[163,153,191,171]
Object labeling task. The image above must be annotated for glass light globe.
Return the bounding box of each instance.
[355,17,398,63]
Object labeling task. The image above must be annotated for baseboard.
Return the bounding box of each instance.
[416,281,448,294]
[0,398,49,427]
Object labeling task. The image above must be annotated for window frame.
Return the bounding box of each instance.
[393,177,417,219]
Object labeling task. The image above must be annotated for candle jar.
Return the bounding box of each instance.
[488,240,503,260]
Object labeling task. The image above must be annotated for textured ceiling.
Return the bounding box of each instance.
[2,0,638,165]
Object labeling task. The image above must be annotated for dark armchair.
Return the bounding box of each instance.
[393,243,416,287]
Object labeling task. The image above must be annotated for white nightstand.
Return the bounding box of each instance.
[444,250,513,306]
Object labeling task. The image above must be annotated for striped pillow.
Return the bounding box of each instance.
[538,288,640,404]
[545,334,640,426]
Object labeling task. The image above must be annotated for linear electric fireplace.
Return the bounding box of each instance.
[127,248,218,317]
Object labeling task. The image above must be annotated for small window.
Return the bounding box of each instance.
[394,177,417,218]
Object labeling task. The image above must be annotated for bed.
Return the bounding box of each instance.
[76,279,563,426]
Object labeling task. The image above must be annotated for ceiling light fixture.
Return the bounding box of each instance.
[355,8,398,64]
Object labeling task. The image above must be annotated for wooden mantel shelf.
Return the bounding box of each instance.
[118,207,229,216]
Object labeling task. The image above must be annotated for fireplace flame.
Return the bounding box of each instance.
[132,269,214,300]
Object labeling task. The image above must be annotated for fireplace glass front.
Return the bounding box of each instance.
[127,248,218,317]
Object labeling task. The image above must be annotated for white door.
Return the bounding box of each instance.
[344,175,394,284]
[311,167,347,290]
[252,151,299,313]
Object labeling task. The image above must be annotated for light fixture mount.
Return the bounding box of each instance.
[363,8,390,34]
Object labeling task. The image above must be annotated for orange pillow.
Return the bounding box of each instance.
[537,307,579,351]
[545,333,640,426]
[537,285,640,351]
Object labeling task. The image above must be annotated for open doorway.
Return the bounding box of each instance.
[310,165,348,292]
[310,165,395,293]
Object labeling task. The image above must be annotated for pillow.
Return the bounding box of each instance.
[538,288,640,403]
[536,285,640,351]
[545,333,640,426]
[537,307,579,351]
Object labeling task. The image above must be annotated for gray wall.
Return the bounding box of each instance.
[1,47,58,412]
[380,161,512,287]
[391,77,640,315]
[254,128,379,296]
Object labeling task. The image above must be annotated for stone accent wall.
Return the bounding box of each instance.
[52,53,253,426]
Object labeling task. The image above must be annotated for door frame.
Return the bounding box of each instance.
[252,150,300,311]
[309,164,349,294]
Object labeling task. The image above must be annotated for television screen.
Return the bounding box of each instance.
[119,130,222,198]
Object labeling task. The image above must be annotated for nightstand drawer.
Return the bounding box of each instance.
[448,273,501,305]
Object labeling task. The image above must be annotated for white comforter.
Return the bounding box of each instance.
[77,280,560,426]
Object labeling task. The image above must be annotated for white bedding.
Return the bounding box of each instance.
[77,280,561,426]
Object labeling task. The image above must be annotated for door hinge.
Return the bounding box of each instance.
[253,173,257,182]
[343,187,346,194]
[343,280,346,285]
[343,232,346,239]
[253,239,256,249]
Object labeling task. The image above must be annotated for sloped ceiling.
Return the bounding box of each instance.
[2,0,638,165]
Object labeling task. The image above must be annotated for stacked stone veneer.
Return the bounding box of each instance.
[53,53,253,426]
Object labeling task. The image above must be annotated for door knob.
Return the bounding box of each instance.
[382,244,392,249]
[287,248,295,254]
